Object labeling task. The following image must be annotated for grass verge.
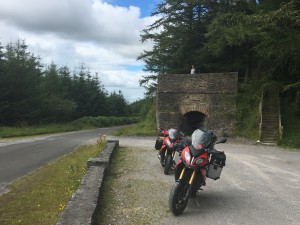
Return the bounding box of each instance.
[0,116,139,138]
[113,100,157,136]
[0,138,106,225]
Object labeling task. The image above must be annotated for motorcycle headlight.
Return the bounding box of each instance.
[184,151,191,164]
[195,158,203,165]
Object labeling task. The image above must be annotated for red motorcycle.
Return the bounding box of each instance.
[158,128,187,174]
[154,128,169,151]
[169,128,227,215]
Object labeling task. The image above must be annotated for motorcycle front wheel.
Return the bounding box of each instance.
[169,181,189,216]
[164,155,172,175]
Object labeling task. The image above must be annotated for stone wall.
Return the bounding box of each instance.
[56,140,119,225]
[157,72,238,136]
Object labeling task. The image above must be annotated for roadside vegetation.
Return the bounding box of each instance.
[0,116,139,138]
[136,0,300,150]
[278,95,300,149]
[0,40,144,130]
[0,137,106,225]
[113,98,157,136]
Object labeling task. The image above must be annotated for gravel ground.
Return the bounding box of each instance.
[95,136,173,224]
[94,136,253,225]
[95,136,300,225]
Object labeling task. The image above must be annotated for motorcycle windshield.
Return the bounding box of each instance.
[191,129,214,150]
[168,128,178,142]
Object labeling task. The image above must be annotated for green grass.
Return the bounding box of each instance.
[113,101,157,136]
[278,99,300,149]
[235,82,261,140]
[0,116,139,138]
[0,123,83,138]
[113,120,157,136]
[0,137,107,225]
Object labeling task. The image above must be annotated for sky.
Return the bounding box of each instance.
[0,0,163,103]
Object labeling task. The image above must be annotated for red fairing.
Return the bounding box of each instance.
[159,143,165,152]
[176,158,182,167]
[161,136,181,153]
[180,147,209,168]
[180,147,189,161]
[164,137,172,147]
[197,153,209,168]
[159,136,170,153]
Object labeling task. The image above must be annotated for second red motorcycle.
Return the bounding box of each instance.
[158,128,188,175]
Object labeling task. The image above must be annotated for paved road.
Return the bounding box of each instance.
[106,136,300,225]
[0,127,121,195]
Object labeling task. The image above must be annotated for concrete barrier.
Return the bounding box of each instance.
[56,140,119,225]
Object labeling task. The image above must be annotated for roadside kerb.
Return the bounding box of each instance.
[56,140,119,225]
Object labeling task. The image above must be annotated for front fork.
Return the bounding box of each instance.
[165,148,175,159]
[179,168,196,184]
[178,168,196,199]
[165,148,169,156]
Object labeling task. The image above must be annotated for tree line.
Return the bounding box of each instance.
[138,0,300,108]
[0,40,130,126]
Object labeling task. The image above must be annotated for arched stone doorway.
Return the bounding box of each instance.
[156,73,238,136]
[181,111,207,135]
[179,105,208,135]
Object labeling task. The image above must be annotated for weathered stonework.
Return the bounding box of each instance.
[157,72,238,136]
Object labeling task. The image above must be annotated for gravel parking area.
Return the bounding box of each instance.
[95,136,300,225]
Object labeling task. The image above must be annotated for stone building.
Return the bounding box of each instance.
[156,72,238,136]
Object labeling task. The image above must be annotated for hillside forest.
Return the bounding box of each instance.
[0,0,299,148]
[0,40,143,126]
[137,0,300,146]
[139,0,299,90]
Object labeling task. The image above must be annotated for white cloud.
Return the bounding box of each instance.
[0,0,159,102]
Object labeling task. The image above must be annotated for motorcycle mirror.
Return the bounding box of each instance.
[215,137,227,144]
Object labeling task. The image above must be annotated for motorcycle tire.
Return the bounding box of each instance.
[164,155,172,175]
[160,154,165,167]
[169,181,189,216]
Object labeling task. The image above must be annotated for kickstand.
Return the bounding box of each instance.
[193,195,201,206]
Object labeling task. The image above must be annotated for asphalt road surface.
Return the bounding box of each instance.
[0,127,121,195]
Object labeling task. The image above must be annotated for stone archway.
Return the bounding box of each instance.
[180,105,208,135]
[156,73,238,136]
[181,111,207,135]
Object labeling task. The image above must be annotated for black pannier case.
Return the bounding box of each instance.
[155,137,164,150]
[206,152,226,180]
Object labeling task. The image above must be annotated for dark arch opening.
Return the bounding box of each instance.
[180,111,207,136]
